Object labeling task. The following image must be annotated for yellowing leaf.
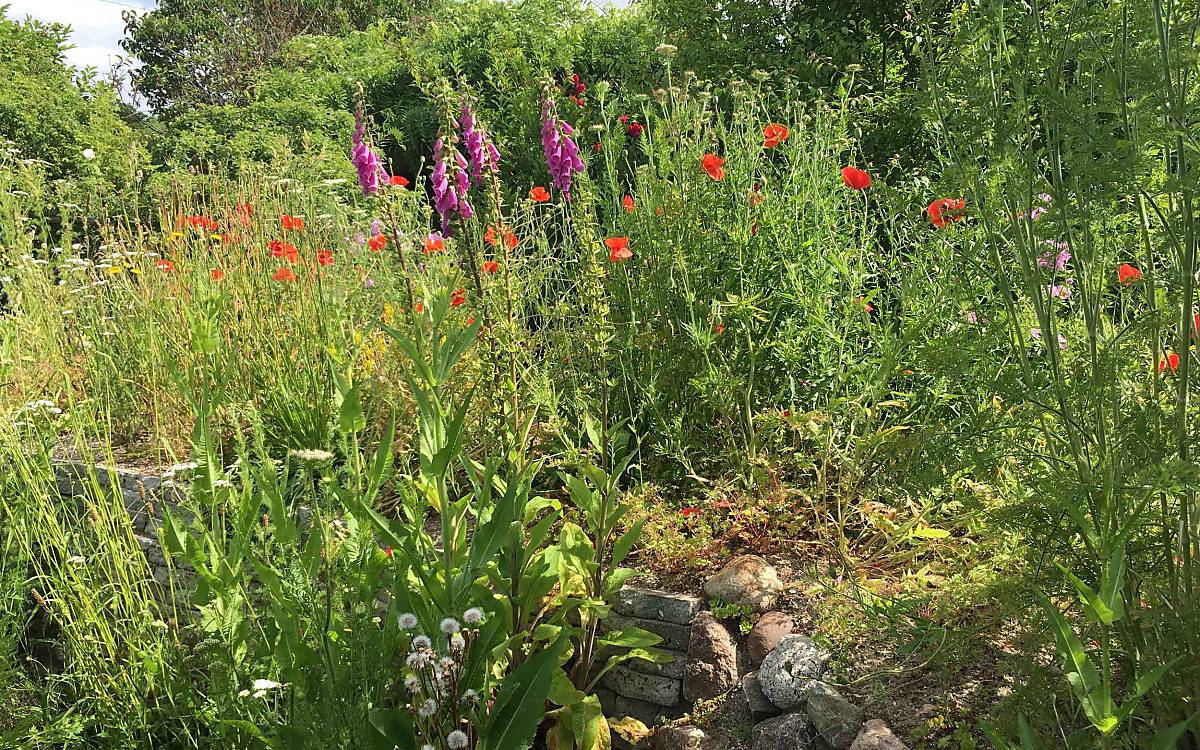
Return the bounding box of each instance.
[911,526,951,539]
[610,717,651,744]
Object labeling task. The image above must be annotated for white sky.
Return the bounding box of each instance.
[4,0,157,77]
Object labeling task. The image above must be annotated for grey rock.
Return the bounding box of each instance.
[747,612,795,666]
[807,684,863,750]
[758,635,829,710]
[654,725,706,750]
[703,555,785,612]
[602,664,683,706]
[684,611,739,701]
[605,613,692,651]
[742,671,782,721]
[849,720,908,750]
[752,713,812,750]
[617,586,704,624]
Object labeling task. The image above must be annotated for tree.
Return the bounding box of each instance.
[120,0,419,115]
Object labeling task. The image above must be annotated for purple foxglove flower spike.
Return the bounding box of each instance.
[541,96,585,200]
[351,108,385,196]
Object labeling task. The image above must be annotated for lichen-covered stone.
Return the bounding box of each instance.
[758,635,830,710]
[602,664,684,706]
[617,586,704,624]
[849,720,908,750]
[752,713,812,750]
[806,683,863,750]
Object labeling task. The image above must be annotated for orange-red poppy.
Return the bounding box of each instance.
[605,237,632,262]
[269,240,298,263]
[841,167,872,190]
[316,249,334,266]
[368,234,387,252]
[702,153,725,181]
[210,268,224,281]
[273,267,297,283]
[155,259,174,271]
[1161,351,1181,373]
[1118,263,1142,285]
[450,288,467,307]
[623,195,635,213]
[483,260,500,274]
[424,234,445,254]
[389,175,409,188]
[529,186,550,202]
[762,123,790,148]
[280,215,304,231]
[927,198,966,228]
[680,507,701,518]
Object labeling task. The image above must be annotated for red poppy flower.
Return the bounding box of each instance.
[155,259,174,271]
[715,323,725,335]
[389,175,410,188]
[502,230,518,249]
[210,268,225,281]
[702,153,725,181]
[280,214,304,231]
[530,186,551,202]
[605,237,632,262]
[856,296,874,313]
[269,240,298,263]
[623,195,635,213]
[424,234,445,254]
[1118,263,1142,285]
[450,288,467,307]
[273,267,297,283]
[927,198,966,228]
[384,546,393,559]
[762,123,790,148]
[368,234,387,252]
[466,316,475,325]
[235,203,252,216]
[483,260,500,274]
[627,121,643,138]
[414,302,424,313]
[594,141,602,153]
[1161,351,1181,373]
[316,249,334,266]
[841,167,872,190]
[484,225,499,246]
[186,215,207,229]
[751,222,759,236]
[680,507,701,518]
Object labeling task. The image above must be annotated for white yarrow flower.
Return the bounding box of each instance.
[82,148,95,160]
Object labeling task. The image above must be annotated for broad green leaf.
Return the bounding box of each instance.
[480,637,566,750]
[571,695,610,750]
[611,518,645,566]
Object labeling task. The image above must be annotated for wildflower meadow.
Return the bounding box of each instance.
[2,0,1199,748]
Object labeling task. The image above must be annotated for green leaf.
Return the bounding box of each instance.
[611,518,645,566]
[368,708,418,750]
[1056,563,1115,625]
[1098,541,1126,624]
[479,637,566,750]
[598,626,662,649]
[570,695,609,750]
[910,526,951,539]
[1035,590,1115,733]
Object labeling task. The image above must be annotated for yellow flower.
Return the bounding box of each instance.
[129,266,141,275]
[210,234,223,241]
[107,266,123,275]
[383,303,394,324]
